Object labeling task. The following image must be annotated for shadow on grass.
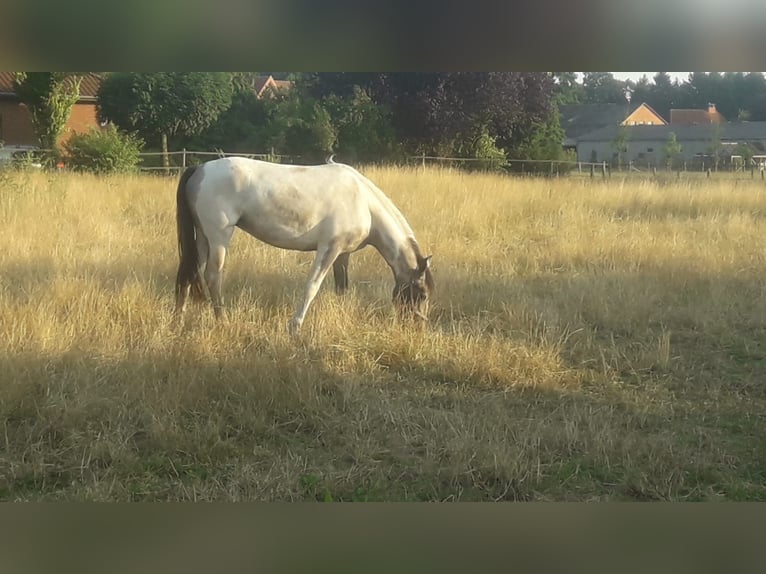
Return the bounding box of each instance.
[1,252,765,501]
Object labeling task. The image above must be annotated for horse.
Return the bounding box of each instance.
[174,156,434,335]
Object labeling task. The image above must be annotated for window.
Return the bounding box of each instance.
[647,147,654,152]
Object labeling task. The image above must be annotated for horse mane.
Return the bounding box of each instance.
[334,162,430,282]
[351,169,416,239]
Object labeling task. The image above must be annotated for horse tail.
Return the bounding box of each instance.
[175,166,207,302]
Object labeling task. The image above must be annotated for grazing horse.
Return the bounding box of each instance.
[174,157,434,334]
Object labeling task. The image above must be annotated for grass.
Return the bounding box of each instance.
[0,166,764,501]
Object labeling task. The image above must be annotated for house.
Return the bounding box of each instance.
[575,122,766,166]
[0,73,103,153]
[669,103,725,125]
[559,103,633,148]
[621,102,667,126]
[252,75,292,98]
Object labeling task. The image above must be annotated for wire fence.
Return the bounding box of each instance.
[5,146,765,182]
[406,153,766,181]
[137,149,302,174]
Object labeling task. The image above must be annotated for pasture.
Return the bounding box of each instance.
[0,166,764,501]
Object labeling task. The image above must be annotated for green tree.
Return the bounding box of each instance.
[663,132,682,170]
[12,72,82,160]
[179,87,276,153]
[268,92,336,162]
[552,72,584,105]
[582,72,627,104]
[305,72,556,159]
[611,126,630,169]
[97,72,234,167]
[454,124,508,170]
[707,123,724,171]
[515,105,567,162]
[323,87,398,162]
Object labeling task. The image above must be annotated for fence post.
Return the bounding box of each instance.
[590,163,594,178]
[182,148,187,169]
[421,152,426,170]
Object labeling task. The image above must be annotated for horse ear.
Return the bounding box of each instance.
[417,254,432,274]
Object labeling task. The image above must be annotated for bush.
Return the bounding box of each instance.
[64,125,143,173]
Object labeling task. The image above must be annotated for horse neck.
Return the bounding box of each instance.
[368,203,419,280]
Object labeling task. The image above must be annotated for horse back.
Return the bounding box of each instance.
[194,157,373,251]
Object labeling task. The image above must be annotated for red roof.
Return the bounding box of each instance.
[0,72,102,101]
[669,105,726,125]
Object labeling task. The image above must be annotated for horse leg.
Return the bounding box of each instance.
[204,228,233,320]
[289,245,341,335]
[175,283,191,318]
[333,252,350,295]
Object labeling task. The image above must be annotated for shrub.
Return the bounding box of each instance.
[64,125,143,173]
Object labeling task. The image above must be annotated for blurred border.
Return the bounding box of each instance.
[2,0,765,70]
[1,505,765,574]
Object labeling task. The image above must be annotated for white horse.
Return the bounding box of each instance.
[175,157,433,334]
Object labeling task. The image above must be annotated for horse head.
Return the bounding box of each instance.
[393,254,433,321]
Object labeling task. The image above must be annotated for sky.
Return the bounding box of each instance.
[610,72,688,83]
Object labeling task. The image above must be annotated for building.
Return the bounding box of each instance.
[621,102,667,126]
[575,122,766,166]
[0,73,103,152]
[669,103,725,125]
[559,103,633,149]
[251,75,293,98]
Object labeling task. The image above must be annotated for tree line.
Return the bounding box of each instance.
[10,72,570,168]
[15,72,766,171]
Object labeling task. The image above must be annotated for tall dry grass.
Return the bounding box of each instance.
[0,166,764,500]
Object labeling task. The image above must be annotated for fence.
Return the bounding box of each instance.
[132,149,766,182]
[410,154,621,178]
[409,153,766,181]
[137,149,302,174]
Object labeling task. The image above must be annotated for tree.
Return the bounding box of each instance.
[514,105,568,164]
[304,72,556,159]
[552,72,584,105]
[611,126,630,169]
[707,123,724,171]
[178,86,276,153]
[582,72,627,104]
[12,72,82,160]
[267,91,337,162]
[663,132,682,170]
[98,72,234,166]
[323,87,398,162]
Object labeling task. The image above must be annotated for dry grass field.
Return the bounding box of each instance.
[1,166,764,501]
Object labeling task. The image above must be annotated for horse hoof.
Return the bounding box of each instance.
[287,318,302,337]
